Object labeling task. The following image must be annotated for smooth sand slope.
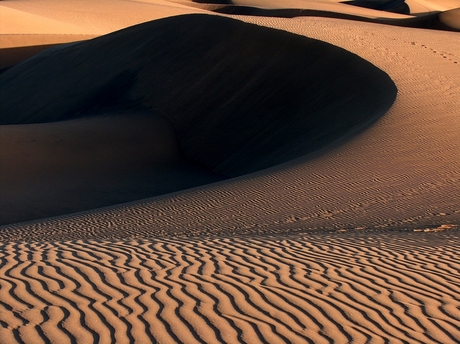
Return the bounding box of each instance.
[0,113,224,225]
[1,0,460,343]
[0,0,204,69]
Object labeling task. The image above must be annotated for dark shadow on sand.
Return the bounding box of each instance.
[0,14,397,224]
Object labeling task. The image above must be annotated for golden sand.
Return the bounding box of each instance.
[1,1,459,342]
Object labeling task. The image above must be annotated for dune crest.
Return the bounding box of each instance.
[0,14,396,180]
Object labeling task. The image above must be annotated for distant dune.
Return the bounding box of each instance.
[342,0,410,14]
[197,3,460,31]
[439,7,460,29]
[1,1,459,343]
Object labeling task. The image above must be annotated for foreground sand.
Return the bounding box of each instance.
[1,0,460,343]
[1,230,459,343]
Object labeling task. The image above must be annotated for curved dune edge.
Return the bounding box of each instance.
[0,15,396,224]
[438,7,460,29]
[1,231,459,343]
[1,13,458,237]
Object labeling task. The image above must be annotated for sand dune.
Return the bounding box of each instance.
[210,5,459,30]
[188,0,460,31]
[0,6,96,35]
[439,7,460,29]
[0,14,396,224]
[0,35,96,70]
[0,0,204,35]
[189,0,412,18]
[1,0,460,343]
[2,11,458,240]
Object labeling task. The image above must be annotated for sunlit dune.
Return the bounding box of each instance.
[1,0,459,343]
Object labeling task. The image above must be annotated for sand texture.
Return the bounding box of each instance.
[1,0,460,343]
[1,231,460,343]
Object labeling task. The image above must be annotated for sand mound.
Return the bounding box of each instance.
[439,7,460,29]
[0,14,396,179]
[342,0,410,14]
[2,11,458,239]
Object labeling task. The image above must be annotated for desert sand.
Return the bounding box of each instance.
[1,0,460,343]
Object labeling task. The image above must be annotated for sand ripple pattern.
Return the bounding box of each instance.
[1,231,459,344]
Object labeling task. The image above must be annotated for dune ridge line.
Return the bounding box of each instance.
[0,14,397,177]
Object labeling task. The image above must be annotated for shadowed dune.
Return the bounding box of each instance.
[0,44,68,72]
[342,0,410,14]
[0,113,224,225]
[0,34,96,70]
[2,11,458,238]
[0,14,396,181]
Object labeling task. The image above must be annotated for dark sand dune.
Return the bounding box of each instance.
[0,34,96,70]
[0,44,64,72]
[0,14,396,180]
[0,14,397,224]
[0,113,224,225]
[342,0,410,14]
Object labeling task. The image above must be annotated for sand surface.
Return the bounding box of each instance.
[2,231,459,343]
[1,0,460,343]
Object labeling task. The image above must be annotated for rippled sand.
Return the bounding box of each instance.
[1,0,459,343]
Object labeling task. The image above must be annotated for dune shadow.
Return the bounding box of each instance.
[0,14,397,223]
[0,44,68,71]
[342,0,410,14]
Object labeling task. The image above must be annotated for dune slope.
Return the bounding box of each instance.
[0,113,225,225]
[1,13,457,238]
[0,14,396,178]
